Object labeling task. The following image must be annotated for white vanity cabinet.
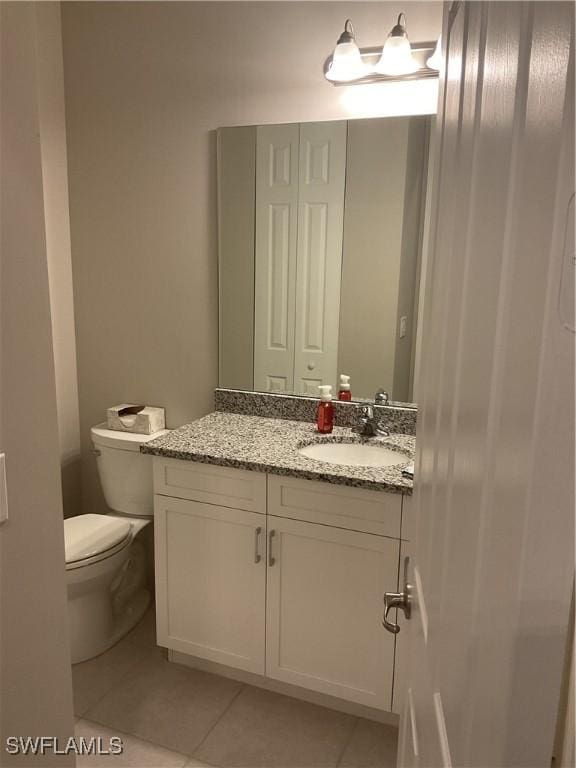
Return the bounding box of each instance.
[154,460,268,674]
[265,515,398,710]
[153,457,407,714]
[265,475,402,711]
[154,495,267,674]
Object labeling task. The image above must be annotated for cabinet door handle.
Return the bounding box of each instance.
[268,529,276,566]
[254,526,262,564]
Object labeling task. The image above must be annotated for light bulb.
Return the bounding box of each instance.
[375,13,419,76]
[325,19,367,83]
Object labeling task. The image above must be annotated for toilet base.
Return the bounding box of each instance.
[72,588,150,664]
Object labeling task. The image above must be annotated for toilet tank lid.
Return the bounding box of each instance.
[64,514,132,564]
[91,423,169,451]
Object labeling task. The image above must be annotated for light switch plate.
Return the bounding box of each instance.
[400,316,408,338]
[0,453,8,525]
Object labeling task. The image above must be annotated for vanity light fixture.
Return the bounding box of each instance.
[324,13,440,86]
[375,13,419,76]
[325,19,367,82]
[427,35,442,71]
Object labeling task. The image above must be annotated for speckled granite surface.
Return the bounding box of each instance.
[214,388,417,435]
[142,412,415,493]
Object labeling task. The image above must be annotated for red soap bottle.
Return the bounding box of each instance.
[316,385,334,434]
[338,374,352,401]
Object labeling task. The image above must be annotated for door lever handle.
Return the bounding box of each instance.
[383,556,412,634]
[382,588,411,634]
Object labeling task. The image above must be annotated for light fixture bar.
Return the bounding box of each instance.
[324,41,438,86]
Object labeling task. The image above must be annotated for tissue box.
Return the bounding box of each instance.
[106,404,165,435]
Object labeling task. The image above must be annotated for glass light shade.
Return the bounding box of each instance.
[427,37,442,70]
[376,34,419,76]
[325,21,367,82]
[375,13,418,76]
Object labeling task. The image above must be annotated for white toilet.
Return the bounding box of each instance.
[64,423,168,664]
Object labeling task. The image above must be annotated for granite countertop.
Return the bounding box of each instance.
[141,412,414,494]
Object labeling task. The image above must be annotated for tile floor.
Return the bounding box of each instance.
[72,607,398,768]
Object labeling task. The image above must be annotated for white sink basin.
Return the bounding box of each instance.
[299,442,408,468]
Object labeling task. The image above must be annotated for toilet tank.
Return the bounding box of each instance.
[91,424,169,517]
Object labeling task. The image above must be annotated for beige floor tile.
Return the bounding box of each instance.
[194,686,356,768]
[183,760,216,768]
[73,638,148,717]
[75,719,188,767]
[338,718,398,768]
[125,605,158,650]
[85,652,242,755]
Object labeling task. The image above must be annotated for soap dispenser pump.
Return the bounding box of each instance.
[316,385,334,434]
[338,374,352,401]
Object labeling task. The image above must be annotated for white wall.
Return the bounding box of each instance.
[61,1,442,514]
[0,2,75,761]
[36,2,81,519]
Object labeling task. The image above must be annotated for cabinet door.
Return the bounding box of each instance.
[266,516,399,710]
[155,496,266,674]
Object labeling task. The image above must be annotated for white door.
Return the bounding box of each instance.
[397,2,574,767]
[155,496,267,674]
[254,124,299,392]
[266,516,399,710]
[1,3,76,758]
[293,121,346,394]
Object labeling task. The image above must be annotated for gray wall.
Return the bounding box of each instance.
[339,117,429,401]
[218,126,256,391]
[393,118,429,401]
[37,2,81,519]
[0,2,75,761]
[61,1,441,514]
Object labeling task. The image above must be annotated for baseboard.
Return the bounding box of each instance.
[168,649,399,727]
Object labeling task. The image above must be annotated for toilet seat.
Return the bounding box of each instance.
[64,514,132,571]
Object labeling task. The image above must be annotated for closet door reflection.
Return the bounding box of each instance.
[293,122,346,395]
[254,124,299,392]
[254,122,346,394]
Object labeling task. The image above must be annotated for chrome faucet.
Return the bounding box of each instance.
[375,389,389,405]
[353,404,389,438]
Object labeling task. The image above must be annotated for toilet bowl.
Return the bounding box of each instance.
[64,423,168,664]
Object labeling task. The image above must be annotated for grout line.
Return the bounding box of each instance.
[335,717,359,768]
[189,683,246,760]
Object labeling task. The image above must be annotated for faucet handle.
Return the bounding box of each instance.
[352,404,371,434]
[375,389,389,405]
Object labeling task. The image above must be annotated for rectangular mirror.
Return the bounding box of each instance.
[218,116,433,404]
